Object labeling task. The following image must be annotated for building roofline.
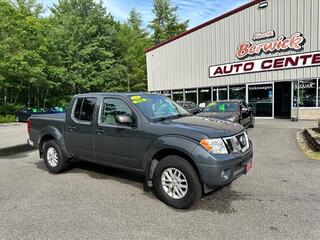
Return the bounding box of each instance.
[145,0,263,53]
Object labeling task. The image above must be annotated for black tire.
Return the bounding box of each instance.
[43,140,70,173]
[249,115,255,128]
[153,155,202,209]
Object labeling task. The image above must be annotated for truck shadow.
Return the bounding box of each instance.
[34,159,250,213]
[190,187,251,213]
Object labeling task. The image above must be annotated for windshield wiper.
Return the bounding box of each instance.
[154,113,191,121]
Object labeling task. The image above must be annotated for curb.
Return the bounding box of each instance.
[0,144,36,157]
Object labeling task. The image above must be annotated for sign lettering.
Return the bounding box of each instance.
[209,51,320,78]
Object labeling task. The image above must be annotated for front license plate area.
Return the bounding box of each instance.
[243,160,252,174]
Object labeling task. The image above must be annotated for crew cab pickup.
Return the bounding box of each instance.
[28,93,253,209]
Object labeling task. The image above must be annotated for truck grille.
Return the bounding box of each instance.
[223,131,249,153]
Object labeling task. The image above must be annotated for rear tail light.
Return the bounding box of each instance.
[27,118,31,135]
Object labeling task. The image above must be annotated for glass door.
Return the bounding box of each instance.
[248,83,273,118]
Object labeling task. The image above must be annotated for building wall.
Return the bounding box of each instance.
[146,0,320,91]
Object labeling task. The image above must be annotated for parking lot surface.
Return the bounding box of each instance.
[0,120,319,240]
[0,123,27,149]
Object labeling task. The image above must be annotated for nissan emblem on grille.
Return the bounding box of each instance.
[239,135,246,146]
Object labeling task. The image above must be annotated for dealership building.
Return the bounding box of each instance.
[145,0,320,119]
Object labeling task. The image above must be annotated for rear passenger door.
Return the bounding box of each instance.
[65,97,97,161]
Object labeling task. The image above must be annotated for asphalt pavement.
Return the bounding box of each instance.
[0,120,319,240]
[0,123,28,148]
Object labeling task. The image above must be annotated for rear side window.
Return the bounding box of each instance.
[74,98,83,120]
[73,97,97,122]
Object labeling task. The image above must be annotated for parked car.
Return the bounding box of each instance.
[176,101,202,115]
[197,100,255,128]
[15,107,45,122]
[27,93,253,209]
[15,106,65,122]
[45,107,65,113]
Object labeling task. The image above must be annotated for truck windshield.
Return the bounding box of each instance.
[129,94,190,120]
[203,102,239,113]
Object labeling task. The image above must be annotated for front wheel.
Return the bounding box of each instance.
[43,140,70,173]
[153,155,202,209]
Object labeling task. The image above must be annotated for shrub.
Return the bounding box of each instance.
[0,115,15,123]
[0,104,21,115]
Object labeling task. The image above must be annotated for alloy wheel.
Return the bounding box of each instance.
[161,167,188,199]
[47,147,58,167]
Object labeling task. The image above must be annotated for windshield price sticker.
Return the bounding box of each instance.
[132,98,147,104]
[131,96,141,100]
[219,104,225,112]
[207,102,216,107]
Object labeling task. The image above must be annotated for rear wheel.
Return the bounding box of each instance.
[43,140,70,173]
[153,155,202,209]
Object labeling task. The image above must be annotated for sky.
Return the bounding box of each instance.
[40,0,249,29]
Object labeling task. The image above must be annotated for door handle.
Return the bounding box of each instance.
[69,126,76,131]
[96,128,104,135]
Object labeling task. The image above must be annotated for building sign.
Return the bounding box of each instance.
[236,31,305,59]
[209,51,320,78]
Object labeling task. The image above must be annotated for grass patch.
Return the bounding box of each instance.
[296,130,320,160]
[0,115,16,123]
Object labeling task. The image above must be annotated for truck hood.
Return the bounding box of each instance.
[196,112,239,122]
[161,115,243,138]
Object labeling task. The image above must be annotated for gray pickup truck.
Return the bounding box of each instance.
[28,93,253,209]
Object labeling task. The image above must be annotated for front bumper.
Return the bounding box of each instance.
[192,140,253,191]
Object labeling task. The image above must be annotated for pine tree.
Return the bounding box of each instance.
[118,9,151,92]
[149,0,188,44]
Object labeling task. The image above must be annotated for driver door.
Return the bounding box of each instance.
[94,97,142,170]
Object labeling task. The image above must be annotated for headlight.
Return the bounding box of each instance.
[200,138,228,154]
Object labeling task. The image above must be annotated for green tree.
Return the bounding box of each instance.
[149,0,188,44]
[0,0,47,107]
[49,0,127,95]
[118,9,151,92]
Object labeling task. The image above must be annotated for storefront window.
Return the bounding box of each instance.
[318,79,320,107]
[172,90,183,101]
[198,88,211,106]
[218,87,228,100]
[161,90,172,99]
[248,84,273,117]
[212,88,217,101]
[293,80,316,107]
[185,89,197,103]
[229,85,246,100]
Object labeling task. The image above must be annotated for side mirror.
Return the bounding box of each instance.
[115,114,133,125]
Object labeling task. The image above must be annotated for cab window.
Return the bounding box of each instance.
[73,97,96,122]
[100,98,132,125]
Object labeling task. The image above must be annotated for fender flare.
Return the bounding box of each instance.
[38,126,72,158]
[143,135,199,181]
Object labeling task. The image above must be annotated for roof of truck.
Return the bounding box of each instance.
[74,92,154,97]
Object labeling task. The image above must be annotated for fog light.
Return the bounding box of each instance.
[221,169,231,180]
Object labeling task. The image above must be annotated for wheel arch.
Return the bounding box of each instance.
[149,148,203,185]
[38,127,71,159]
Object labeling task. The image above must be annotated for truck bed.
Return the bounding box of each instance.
[29,113,66,147]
